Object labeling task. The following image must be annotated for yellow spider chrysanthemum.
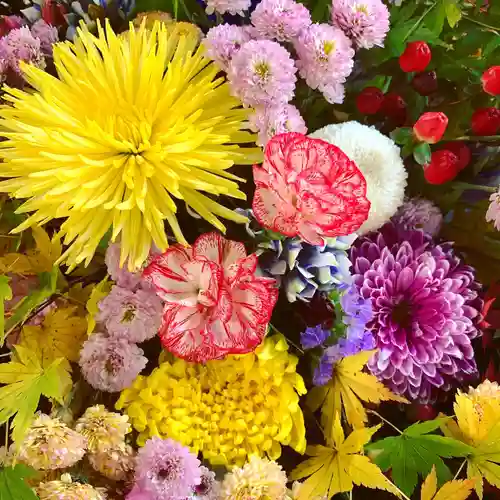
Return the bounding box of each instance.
[0,20,260,270]
[116,334,307,467]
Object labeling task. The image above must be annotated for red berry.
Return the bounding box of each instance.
[471,107,500,136]
[411,71,438,96]
[424,150,459,185]
[399,41,432,73]
[413,112,448,144]
[356,86,384,115]
[406,403,438,422]
[440,142,471,171]
[481,65,500,96]
[381,93,407,126]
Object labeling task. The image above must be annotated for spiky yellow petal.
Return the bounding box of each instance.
[0,20,259,270]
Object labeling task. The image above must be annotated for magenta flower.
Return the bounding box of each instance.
[0,26,45,76]
[251,0,312,42]
[249,104,307,147]
[79,333,147,392]
[351,223,483,402]
[98,286,163,343]
[143,232,278,363]
[228,39,297,107]
[30,20,58,56]
[294,23,354,104]
[331,0,390,49]
[204,24,252,72]
[133,437,201,500]
[252,132,370,245]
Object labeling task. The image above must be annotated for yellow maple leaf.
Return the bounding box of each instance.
[441,387,500,499]
[17,306,87,364]
[421,466,476,500]
[306,350,407,436]
[86,276,112,335]
[290,414,400,499]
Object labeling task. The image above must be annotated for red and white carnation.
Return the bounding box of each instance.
[252,132,370,245]
[143,232,278,363]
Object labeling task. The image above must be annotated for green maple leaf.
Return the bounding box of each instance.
[366,418,474,497]
[0,465,38,500]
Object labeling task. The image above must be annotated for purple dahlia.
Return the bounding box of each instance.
[351,223,483,402]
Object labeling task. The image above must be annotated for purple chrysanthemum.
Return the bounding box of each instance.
[97,285,163,343]
[204,24,252,72]
[0,26,45,76]
[351,223,483,402]
[228,39,297,107]
[133,437,201,500]
[293,23,354,104]
[249,104,307,147]
[251,0,311,42]
[30,20,58,56]
[393,198,443,237]
[79,333,147,392]
[331,0,390,49]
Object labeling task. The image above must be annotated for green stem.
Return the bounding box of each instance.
[463,15,500,34]
[5,418,8,450]
[403,2,436,42]
[451,182,497,193]
[453,135,500,142]
[367,410,403,435]
[453,459,467,480]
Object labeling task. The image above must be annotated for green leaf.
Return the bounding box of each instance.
[0,465,38,500]
[413,143,432,165]
[366,420,474,497]
[445,0,462,27]
[0,276,12,347]
[391,127,413,145]
[425,1,446,36]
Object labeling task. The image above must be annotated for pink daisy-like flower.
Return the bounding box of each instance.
[331,0,390,49]
[228,39,297,107]
[133,437,201,500]
[79,333,147,392]
[249,104,307,147]
[0,26,45,76]
[251,0,312,42]
[252,132,370,244]
[143,232,278,363]
[294,23,354,104]
[486,188,500,231]
[204,24,252,72]
[97,285,163,343]
[30,20,58,56]
[205,0,251,16]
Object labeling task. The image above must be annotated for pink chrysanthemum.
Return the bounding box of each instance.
[249,104,307,147]
[97,285,163,343]
[204,24,252,72]
[486,188,500,231]
[294,23,354,104]
[251,0,312,42]
[133,437,201,500]
[79,333,147,392]
[30,20,58,56]
[252,132,370,244]
[0,26,45,76]
[143,232,278,363]
[205,0,251,16]
[228,39,297,107]
[331,0,390,49]
[105,242,143,290]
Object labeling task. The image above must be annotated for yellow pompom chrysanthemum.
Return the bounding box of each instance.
[116,334,307,467]
[0,20,260,270]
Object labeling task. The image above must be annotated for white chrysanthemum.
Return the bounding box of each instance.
[310,122,407,234]
[468,380,500,399]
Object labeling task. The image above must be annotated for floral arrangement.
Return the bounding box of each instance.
[0,0,499,499]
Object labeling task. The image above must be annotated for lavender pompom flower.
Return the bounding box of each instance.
[105,242,143,290]
[228,39,297,108]
[258,234,356,302]
[331,0,390,49]
[97,285,162,343]
[30,20,58,56]
[351,222,483,402]
[249,104,307,147]
[195,466,220,499]
[79,333,147,392]
[392,198,443,237]
[204,24,252,72]
[0,26,45,76]
[132,437,201,500]
[294,23,354,103]
[251,0,311,42]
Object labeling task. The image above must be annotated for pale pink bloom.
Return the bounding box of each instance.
[0,26,45,75]
[143,232,278,363]
[205,0,251,16]
[252,132,370,244]
[30,20,58,56]
[486,188,500,230]
[105,242,142,290]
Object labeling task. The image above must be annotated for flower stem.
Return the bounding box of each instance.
[269,323,304,354]
[453,135,500,142]
[367,410,403,435]
[403,3,436,42]
[451,182,497,193]
[463,15,500,35]
[453,459,467,480]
